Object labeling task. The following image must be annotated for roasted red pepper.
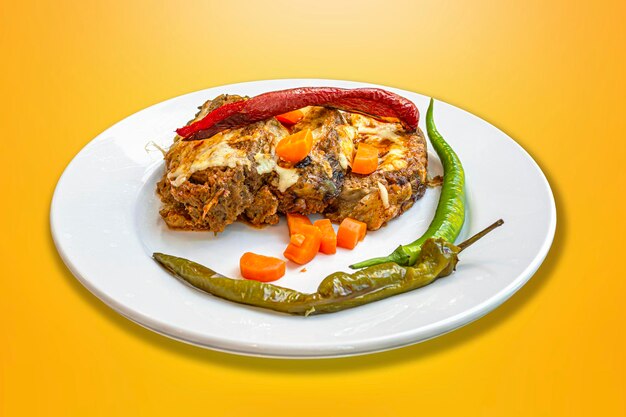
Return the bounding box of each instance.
[176,87,419,141]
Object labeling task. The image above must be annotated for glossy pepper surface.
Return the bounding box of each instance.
[176,87,419,141]
[154,237,458,316]
[153,220,502,315]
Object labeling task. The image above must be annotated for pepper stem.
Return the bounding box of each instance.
[457,219,504,252]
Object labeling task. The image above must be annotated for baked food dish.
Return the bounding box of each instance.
[157,94,427,232]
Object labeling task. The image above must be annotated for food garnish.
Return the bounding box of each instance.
[286,213,312,235]
[276,129,313,163]
[351,99,466,268]
[283,224,322,265]
[337,217,367,250]
[275,109,304,126]
[313,219,337,255]
[153,220,502,316]
[176,87,419,141]
[239,253,286,282]
[351,143,379,175]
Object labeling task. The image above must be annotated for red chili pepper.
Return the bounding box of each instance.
[176,87,419,141]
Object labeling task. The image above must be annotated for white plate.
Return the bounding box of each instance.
[51,79,556,358]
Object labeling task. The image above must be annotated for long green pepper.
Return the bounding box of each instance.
[153,220,502,316]
[154,237,459,316]
[350,98,466,269]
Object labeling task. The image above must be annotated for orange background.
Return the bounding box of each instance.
[1,1,625,416]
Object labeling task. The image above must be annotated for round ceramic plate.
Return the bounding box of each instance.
[51,79,556,358]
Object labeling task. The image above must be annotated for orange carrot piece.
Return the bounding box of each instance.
[337,217,367,250]
[275,109,304,126]
[351,143,379,175]
[283,224,322,265]
[286,213,312,235]
[290,233,306,247]
[240,252,286,282]
[313,219,337,255]
[276,129,313,163]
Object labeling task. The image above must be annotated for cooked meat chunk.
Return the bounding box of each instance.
[157,97,428,233]
[243,185,280,226]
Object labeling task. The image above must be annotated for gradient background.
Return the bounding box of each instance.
[1,1,625,415]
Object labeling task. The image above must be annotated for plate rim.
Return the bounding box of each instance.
[50,78,557,358]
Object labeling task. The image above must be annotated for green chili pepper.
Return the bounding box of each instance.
[153,220,502,316]
[350,98,466,269]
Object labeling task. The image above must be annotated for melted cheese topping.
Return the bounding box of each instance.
[166,106,412,191]
[377,181,390,208]
[336,125,357,170]
[349,114,409,171]
[167,130,252,187]
[253,153,300,192]
[274,165,300,192]
[254,153,276,175]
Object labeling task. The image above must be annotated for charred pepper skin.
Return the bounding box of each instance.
[153,238,459,316]
[176,87,420,141]
[350,99,466,269]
